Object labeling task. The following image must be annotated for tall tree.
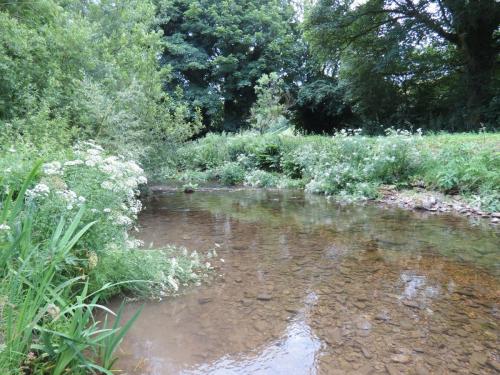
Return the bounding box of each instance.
[305,0,500,128]
[155,0,303,131]
[0,0,199,166]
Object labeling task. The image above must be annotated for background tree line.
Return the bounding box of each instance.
[1,0,498,145]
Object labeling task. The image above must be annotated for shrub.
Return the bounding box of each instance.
[248,73,291,134]
[218,162,246,185]
[244,170,279,188]
[165,131,500,211]
[0,171,134,374]
[0,159,212,374]
[89,246,210,300]
[19,141,147,258]
[254,140,283,172]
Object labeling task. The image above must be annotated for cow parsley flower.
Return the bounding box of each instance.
[116,215,132,226]
[64,160,84,167]
[0,224,11,231]
[43,161,63,176]
[26,183,50,200]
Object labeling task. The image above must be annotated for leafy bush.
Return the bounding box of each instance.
[218,162,246,185]
[0,170,135,374]
[254,140,283,172]
[0,157,211,374]
[244,170,280,188]
[166,131,500,211]
[248,72,291,134]
[89,246,209,300]
[11,141,148,258]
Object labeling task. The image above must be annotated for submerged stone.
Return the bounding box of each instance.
[256,293,273,301]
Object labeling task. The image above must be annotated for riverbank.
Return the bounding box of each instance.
[0,143,210,374]
[157,131,500,217]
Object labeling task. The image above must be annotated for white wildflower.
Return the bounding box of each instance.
[26,183,50,200]
[101,181,114,190]
[57,189,77,203]
[87,148,102,156]
[167,275,179,291]
[124,177,138,188]
[116,215,133,226]
[64,160,84,167]
[42,161,63,176]
[0,224,11,231]
[171,258,178,268]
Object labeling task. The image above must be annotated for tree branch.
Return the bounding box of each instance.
[399,0,458,44]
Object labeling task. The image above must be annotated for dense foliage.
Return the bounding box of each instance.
[0,0,498,372]
[152,0,499,133]
[0,156,210,373]
[0,0,200,172]
[166,131,500,212]
[305,0,500,131]
[0,1,207,373]
[155,0,303,131]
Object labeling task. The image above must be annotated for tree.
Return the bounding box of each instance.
[0,0,199,170]
[249,73,291,133]
[305,0,500,128]
[155,0,303,131]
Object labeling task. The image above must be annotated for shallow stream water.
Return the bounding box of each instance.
[115,190,499,375]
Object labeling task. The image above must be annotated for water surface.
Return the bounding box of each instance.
[116,190,499,374]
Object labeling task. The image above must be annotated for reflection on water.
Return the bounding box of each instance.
[114,190,500,374]
[187,318,321,375]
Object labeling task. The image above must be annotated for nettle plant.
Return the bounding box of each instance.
[28,141,147,257]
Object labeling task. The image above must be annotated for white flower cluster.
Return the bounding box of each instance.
[42,161,63,176]
[71,140,148,226]
[25,141,148,252]
[26,183,50,200]
[64,160,84,167]
[0,223,11,232]
[56,189,86,210]
[125,239,144,249]
[334,128,363,137]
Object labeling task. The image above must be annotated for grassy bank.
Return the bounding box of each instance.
[0,142,210,374]
[162,130,500,212]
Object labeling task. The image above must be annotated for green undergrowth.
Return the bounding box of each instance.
[163,130,500,212]
[0,141,210,374]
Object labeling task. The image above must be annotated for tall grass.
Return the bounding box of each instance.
[0,157,211,373]
[0,167,139,374]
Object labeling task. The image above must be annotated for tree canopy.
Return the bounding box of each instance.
[305,0,500,130]
[155,0,303,131]
[1,0,498,139]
